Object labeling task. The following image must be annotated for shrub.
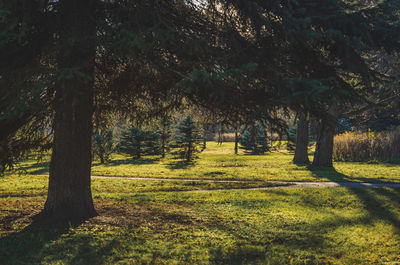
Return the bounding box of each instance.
[333,129,400,162]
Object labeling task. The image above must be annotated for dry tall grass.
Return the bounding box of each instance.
[213,133,237,142]
[333,129,400,162]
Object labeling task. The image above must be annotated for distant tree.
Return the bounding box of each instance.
[171,116,202,161]
[240,125,269,155]
[234,125,240,155]
[92,130,114,164]
[202,124,209,151]
[118,126,160,159]
[156,116,172,158]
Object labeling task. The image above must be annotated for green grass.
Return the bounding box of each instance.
[1,142,400,264]
[0,174,284,198]
[1,175,400,264]
[13,142,400,183]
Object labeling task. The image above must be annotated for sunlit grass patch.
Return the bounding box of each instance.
[9,141,400,183]
[1,183,400,264]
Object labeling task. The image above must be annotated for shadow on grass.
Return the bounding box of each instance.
[15,161,50,175]
[0,221,69,264]
[307,165,400,232]
[92,157,160,167]
[0,217,120,265]
[165,160,196,170]
[203,171,226,177]
[305,164,399,184]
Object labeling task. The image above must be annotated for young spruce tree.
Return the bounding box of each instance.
[171,116,202,161]
[118,126,160,159]
[240,125,269,155]
[156,116,172,158]
[93,130,114,164]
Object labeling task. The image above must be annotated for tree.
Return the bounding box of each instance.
[171,116,202,161]
[234,125,239,155]
[1,0,215,222]
[240,125,269,155]
[293,113,310,164]
[156,116,172,158]
[41,0,98,222]
[93,130,114,164]
[118,126,160,160]
[312,121,335,167]
[197,0,400,169]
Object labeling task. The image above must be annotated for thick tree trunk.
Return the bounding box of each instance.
[234,126,239,155]
[293,113,310,164]
[39,0,98,223]
[312,121,335,167]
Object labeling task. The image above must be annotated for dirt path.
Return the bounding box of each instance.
[91,175,400,191]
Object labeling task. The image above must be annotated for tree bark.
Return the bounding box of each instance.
[202,124,207,151]
[234,126,239,155]
[293,113,310,164]
[187,141,192,161]
[161,136,166,158]
[39,0,98,223]
[312,121,335,167]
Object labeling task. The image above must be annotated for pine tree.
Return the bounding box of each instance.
[93,130,114,164]
[171,116,202,161]
[240,125,269,155]
[118,126,160,159]
[156,116,172,158]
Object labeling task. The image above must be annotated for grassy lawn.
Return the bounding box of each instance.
[1,174,400,264]
[13,142,400,183]
[1,142,400,264]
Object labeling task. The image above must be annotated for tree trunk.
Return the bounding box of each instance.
[293,113,310,164]
[202,124,207,151]
[217,123,223,145]
[161,136,166,158]
[234,126,239,155]
[187,142,192,161]
[312,121,335,167]
[39,0,98,223]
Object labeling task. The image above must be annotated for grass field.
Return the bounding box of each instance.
[13,142,400,183]
[1,142,400,264]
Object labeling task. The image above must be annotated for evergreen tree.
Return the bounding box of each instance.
[171,116,202,161]
[240,125,269,155]
[93,130,114,164]
[118,126,160,160]
[156,116,172,158]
